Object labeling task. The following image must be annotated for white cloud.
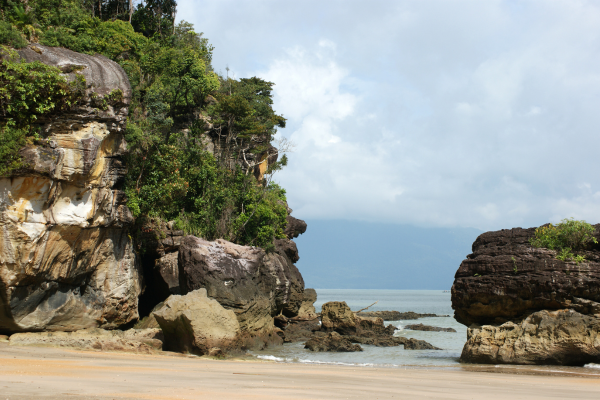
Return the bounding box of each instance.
[180,0,600,230]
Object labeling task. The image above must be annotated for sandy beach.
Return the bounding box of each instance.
[1,343,599,400]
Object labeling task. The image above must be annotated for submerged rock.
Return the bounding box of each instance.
[304,332,363,352]
[8,328,163,353]
[357,311,447,320]
[461,309,600,365]
[404,323,456,332]
[153,289,240,356]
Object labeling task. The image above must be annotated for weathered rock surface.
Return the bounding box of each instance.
[178,236,275,335]
[451,227,600,327]
[0,45,140,334]
[263,239,305,317]
[154,252,180,296]
[153,289,240,355]
[321,301,357,335]
[461,310,600,365]
[357,311,447,320]
[452,225,600,365]
[404,323,456,332]
[296,288,318,320]
[311,301,441,351]
[304,332,363,352]
[284,215,307,239]
[8,328,163,353]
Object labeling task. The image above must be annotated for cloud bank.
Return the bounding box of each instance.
[178,0,600,230]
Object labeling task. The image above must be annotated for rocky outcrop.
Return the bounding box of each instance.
[178,236,275,335]
[321,301,357,335]
[285,215,307,239]
[8,328,163,353]
[452,227,600,327]
[0,45,141,334]
[263,239,305,317]
[305,332,363,352]
[296,288,318,320]
[153,288,240,356]
[452,226,600,365]
[404,324,456,332]
[461,310,600,365]
[308,301,441,351]
[357,311,447,320]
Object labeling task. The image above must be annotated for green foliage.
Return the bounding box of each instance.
[0,124,27,176]
[0,21,28,48]
[530,218,598,264]
[511,257,518,274]
[0,0,290,251]
[0,46,86,127]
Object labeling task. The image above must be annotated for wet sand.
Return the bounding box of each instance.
[1,342,599,400]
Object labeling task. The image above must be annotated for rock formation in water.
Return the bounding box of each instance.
[303,301,441,351]
[404,323,456,332]
[452,226,600,365]
[356,311,449,320]
[0,45,141,334]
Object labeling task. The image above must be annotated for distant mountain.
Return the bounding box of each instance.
[293,220,482,290]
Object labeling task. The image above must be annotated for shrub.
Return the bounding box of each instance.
[0,124,27,176]
[0,21,28,48]
[530,218,598,263]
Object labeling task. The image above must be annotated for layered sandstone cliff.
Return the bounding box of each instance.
[452,226,600,365]
[0,45,140,333]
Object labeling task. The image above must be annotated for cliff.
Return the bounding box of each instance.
[451,226,600,365]
[0,45,139,333]
[0,44,311,350]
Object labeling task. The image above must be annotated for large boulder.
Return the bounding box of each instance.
[452,225,600,365]
[178,236,276,335]
[321,301,357,334]
[452,227,600,327]
[461,309,600,365]
[153,289,240,355]
[0,45,140,334]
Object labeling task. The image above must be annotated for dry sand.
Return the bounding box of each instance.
[1,342,599,400]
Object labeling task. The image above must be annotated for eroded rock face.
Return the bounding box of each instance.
[263,238,305,317]
[461,310,600,365]
[321,301,357,335]
[296,288,318,320]
[178,236,276,335]
[0,45,140,334]
[451,227,600,327]
[153,289,240,355]
[452,226,600,365]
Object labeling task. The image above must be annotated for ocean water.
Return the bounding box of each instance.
[250,289,600,376]
[251,289,466,367]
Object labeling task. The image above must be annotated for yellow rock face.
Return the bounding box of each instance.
[0,46,140,334]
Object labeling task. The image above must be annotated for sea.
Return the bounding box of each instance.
[250,289,600,376]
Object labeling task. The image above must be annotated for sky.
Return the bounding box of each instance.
[177,0,600,231]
